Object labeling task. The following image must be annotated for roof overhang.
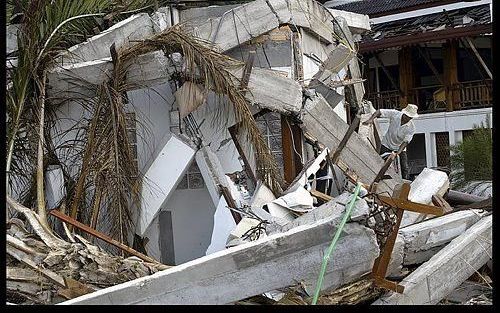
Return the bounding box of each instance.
[359,23,492,53]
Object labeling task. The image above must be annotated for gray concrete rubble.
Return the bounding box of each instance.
[374,215,492,305]
[61,213,379,304]
[387,209,489,277]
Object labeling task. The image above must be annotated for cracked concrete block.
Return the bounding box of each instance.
[194,0,280,52]
[401,168,449,227]
[229,66,303,115]
[374,215,492,305]
[300,94,400,194]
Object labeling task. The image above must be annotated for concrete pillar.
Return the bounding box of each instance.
[454,130,463,145]
[424,132,433,168]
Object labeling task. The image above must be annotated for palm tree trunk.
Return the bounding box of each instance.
[36,72,49,230]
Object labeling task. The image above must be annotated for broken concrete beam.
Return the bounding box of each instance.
[7,24,20,55]
[193,0,280,52]
[331,16,364,107]
[192,0,335,53]
[61,214,379,305]
[300,94,400,194]
[401,168,449,227]
[48,53,302,117]
[374,215,492,305]
[47,51,173,99]
[327,9,370,34]
[137,134,197,236]
[387,210,487,277]
[308,43,355,108]
[180,4,241,26]
[57,13,165,64]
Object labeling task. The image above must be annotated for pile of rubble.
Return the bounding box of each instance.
[6,0,491,305]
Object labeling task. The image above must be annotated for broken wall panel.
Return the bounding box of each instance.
[61,214,379,305]
[137,134,197,236]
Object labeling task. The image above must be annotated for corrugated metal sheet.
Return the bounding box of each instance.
[326,0,443,16]
[361,4,490,44]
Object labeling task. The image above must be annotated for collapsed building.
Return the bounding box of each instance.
[6,0,492,305]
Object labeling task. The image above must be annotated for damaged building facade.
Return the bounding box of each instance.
[6,0,492,306]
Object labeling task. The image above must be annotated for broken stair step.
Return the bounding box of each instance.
[61,214,379,305]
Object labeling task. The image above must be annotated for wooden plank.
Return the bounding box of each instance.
[281,115,303,184]
[60,215,379,305]
[398,46,414,108]
[301,94,400,194]
[443,40,459,111]
[377,196,444,216]
[310,189,333,202]
[465,37,492,79]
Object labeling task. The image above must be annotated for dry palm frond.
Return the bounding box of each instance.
[118,26,286,194]
[7,0,162,243]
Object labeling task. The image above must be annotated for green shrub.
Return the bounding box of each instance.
[450,120,492,189]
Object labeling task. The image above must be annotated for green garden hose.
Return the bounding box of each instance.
[311,182,363,305]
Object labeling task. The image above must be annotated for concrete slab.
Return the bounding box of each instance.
[59,14,156,64]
